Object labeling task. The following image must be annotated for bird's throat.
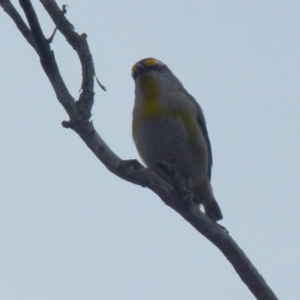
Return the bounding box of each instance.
[139,75,163,118]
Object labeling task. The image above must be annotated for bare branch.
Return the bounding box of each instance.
[19,0,49,58]
[40,0,95,118]
[15,0,76,116]
[0,1,279,299]
[0,0,37,51]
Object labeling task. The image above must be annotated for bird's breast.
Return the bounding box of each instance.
[132,113,208,182]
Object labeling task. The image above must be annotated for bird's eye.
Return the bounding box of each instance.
[135,64,144,72]
[155,64,162,71]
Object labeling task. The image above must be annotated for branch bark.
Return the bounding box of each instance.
[0,1,279,299]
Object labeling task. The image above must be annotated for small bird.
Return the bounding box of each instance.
[132,58,223,221]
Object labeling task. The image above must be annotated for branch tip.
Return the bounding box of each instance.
[95,73,107,91]
[62,4,68,15]
[62,120,73,128]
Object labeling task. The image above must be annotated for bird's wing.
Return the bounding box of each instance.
[188,95,213,180]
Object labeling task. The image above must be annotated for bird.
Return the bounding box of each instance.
[131,58,223,221]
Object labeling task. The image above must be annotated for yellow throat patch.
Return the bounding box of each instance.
[139,74,163,119]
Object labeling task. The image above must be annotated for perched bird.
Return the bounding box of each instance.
[132,58,223,221]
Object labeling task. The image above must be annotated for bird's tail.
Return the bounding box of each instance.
[193,178,223,222]
[202,195,223,221]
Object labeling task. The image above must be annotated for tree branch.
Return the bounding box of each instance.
[17,0,77,115]
[0,1,279,299]
[0,0,38,51]
[41,0,95,118]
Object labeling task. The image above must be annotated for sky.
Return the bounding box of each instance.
[0,1,299,299]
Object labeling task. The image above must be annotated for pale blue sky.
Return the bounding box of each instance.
[0,1,299,299]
